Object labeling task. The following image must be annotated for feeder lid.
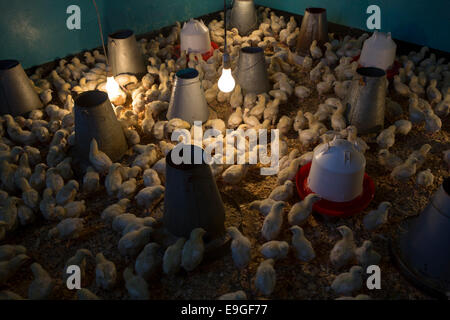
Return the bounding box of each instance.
[312,138,366,174]
[181,19,209,36]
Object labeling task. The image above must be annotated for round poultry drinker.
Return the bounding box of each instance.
[236,47,271,95]
[307,139,366,203]
[359,31,397,71]
[296,8,329,56]
[108,29,146,77]
[0,59,43,116]
[391,177,450,298]
[345,67,387,134]
[166,68,209,124]
[72,90,128,173]
[180,19,211,54]
[229,0,258,36]
[162,144,235,259]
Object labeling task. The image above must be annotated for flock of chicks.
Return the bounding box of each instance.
[0,7,449,300]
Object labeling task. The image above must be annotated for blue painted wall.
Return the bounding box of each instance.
[256,0,450,53]
[0,0,226,69]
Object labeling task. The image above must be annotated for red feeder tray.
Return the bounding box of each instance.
[173,42,219,62]
[351,54,401,80]
[295,162,375,218]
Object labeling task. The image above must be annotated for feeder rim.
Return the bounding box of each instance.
[241,46,263,54]
[306,7,327,14]
[176,68,199,79]
[357,67,386,77]
[75,90,109,108]
[109,29,134,39]
[0,59,19,70]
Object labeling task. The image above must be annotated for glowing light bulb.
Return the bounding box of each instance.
[218,68,235,93]
[106,76,121,101]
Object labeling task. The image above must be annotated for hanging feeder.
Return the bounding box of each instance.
[359,31,397,71]
[166,68,209,124]
[296,7,329,56]
[345,67,387,134]
[391,177,450,299]
[236,47,271,95]
[0,59,43,116]
[229,0,258,36]
[180,19,212,55]
[108,29,146,77]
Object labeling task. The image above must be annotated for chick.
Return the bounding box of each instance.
[290,226,315,262]
[0,254,30,286]
[112,213,156,235]
[117,178,137,199]
[222,164,248,185]
[227,227,251,269]
[228,107,243,129]
[218,290,247,300]
[143,168,161,187]
[330,226,356,269]
[249,198,277,216]
[123,267,150,300]
[29,163,47,192]
[261,201,285,241]
[378,149,403,170]
[89,138,112,175]
[82,166,100,193]
[416,169,434,187]
[408,144,432,169]
[101,198,130,221]
[95,253,117,290]
[391,157,419,181]
[424,108,442,134]
[118,226,153,257]
[363,201,392,231]
[259,241,289,260]
[355,240,381,269]
[17,177,40,210]
[76,288,100,300]
[135,243,161,280]
[135,185,165,210]
[255,259,276,296]
[394,119,412,136]
[163,238,186,276]
[230,84,243,109]
[310,40,323,59]
[0,244,27,262]
[288,194,321,226]
[376,125,396,149]
[393,75,410,96]
[48,218,84,239]
[331,266,363,295]
[28,263,55,300]
[269,180,294,201]
[56,180,79,205]
[181,228,206,272]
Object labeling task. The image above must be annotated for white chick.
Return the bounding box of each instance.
[261,201,285,241]
[48,218,84,239]
[101,198,130,221]
[56,180,79,205]
[222,164,248,185]
[230,84,243,109]
[181,228,206,272]
[393,75,410,96]
[290,226,315,262]
[331,266,363,295]
[143,168,161,187]
[95,253,117,290]
[376,125,396,149]
[355,240,381,269]
[378,149,403,170]
[287,194,321,226]
[163,238,186,276]
[89,138,112,175]
[249,198,277,216]
[135,185,165,210]
[227,227,251,269]
[259,241,289,260]
[416,169,434,187]
[294,86,311,100]
[424,108,442,134]
[28,263,55,300]
[255,259,276,296]
[118,226,153,257]
[363,201,392,231]
[123,267,149,300]
[135,243,161,280]
[82,166,100,193]
[117,178,137,199]
[293,110,307,131]
[228,107,243,129]
[269,180,294,201]
[310,40,323,59]
[330,226,356,269]
[391,157,419,181]
[394,119,412,136]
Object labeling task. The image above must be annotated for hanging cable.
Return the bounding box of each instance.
[92,0,109,66]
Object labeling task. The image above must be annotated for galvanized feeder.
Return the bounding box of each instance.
[296,7,329,56]
[108,29,146,77]
[72,90,128,172]
[163,144,226,240]
[0,59,43,116]
[229,0,258,36]
[345,67,387,134]
[166,68,209,124]
[391,177,450,298]
[236,47,270,95]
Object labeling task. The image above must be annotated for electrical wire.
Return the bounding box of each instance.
[223,0,227,53]
[92,0,109,66]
